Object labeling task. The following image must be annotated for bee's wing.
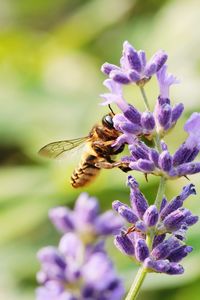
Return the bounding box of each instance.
[38,136,89,159]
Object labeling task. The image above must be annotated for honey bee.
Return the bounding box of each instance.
[39,112,130,188]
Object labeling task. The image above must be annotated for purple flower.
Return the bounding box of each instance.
[173,113,200,166]
[156,65,180,100]
[37,233,125,300]
[99,79,156,143]
[154,66,183,135]
[154,97,184,136]
[49,193,123,243]
[113,176,198,275]
[100,79,129,111]
[101,41,167,86]
[121,121,200,178]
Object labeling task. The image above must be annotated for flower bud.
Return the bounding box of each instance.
[110,70,130,84]
[143,205,159,227]
[144,258,170,273]
[137,159,155,172]
[101,62,119,75]
[117,205,138,223]
[141,111,155,131]
[163,208,189,231]
[123,104,141,124]
[159,150,172,172]
[135,239,149,262]
[114,234,135,256]
[49,207,75,233]
[167,245,193,262]
[158,104,172,129]
[171,103,184,124]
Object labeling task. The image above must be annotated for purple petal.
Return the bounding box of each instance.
[163,208,190,231]
[158,104,172,129]
[95,211,124,235]
[135,220,147,233]
[123,104,141,124]
[159,150,172,172]
[141,111,155,131]
[171,103,184,124]
[160,192,185,221]
[101,62,119,75]
[59,233,83,259]
[37,247,66,269]
[138,50,146,69]
[137,159,155,172]
[112,200,124,212]
[167,245,193,262]
[185,215,198,226]
[160,197,168,212]
[74,193,99,223]
[165,263,184,275]
[144,257,170,273]
[126,47,142,72]
[144,62,157,77]
[176,162,200,176]
[114,234,135,256]
[117,205,138,224]
[128,70,141,82]
[135,238,149,262]
[129,143,150,160]
[161,141,168,151]
[82,253,116,290]
[150,51,168,72]
[173,143,194,166]
[49,207,75,233]
[156,64,179,99]
[127,175,148,218]
[184,112,200,149]
[152,234,166,249]
[120,122,142,134]
[110,70,130,84]
[143,205,159,227]
[151,237,181,260]
[150,149,159,167]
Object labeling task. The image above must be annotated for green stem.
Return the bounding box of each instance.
[125,266,147,300]
[155,176,166,210]
[140,86,150,111]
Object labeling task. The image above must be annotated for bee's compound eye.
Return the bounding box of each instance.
[102,115,114,128]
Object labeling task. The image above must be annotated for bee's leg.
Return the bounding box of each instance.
[95,160,131,172]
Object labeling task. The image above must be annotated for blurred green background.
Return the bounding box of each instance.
[0,0,200,299]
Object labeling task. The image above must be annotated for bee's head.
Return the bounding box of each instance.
[102,114,114,129]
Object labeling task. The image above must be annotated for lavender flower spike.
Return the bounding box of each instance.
[37,233,125,300]
[113,176,197,276]
[49,192,123,244]
[101,41,167,86]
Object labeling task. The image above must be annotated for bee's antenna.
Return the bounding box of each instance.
[108,104,115,115]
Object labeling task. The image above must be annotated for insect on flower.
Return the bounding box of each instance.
[39,110,130,188]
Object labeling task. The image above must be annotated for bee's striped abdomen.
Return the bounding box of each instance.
[70,154,100,188]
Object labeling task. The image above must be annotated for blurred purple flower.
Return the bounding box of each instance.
[49,193,123,243]
[36,233,124,300]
